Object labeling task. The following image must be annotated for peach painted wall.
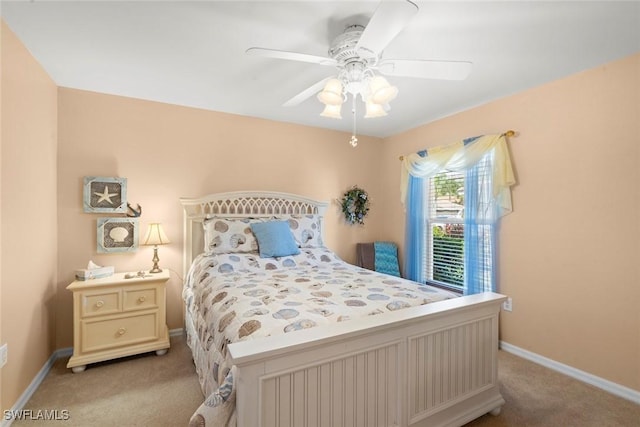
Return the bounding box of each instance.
[379,53,640,391]
[56,88,384,348]
[1,21,58,411]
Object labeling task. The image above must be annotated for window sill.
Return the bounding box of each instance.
[425,280,463,295]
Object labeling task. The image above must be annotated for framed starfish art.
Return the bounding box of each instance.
[83,176,127,213]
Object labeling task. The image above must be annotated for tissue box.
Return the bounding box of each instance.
[75,266,115,280]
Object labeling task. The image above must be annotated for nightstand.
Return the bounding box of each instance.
[66,270,170,373]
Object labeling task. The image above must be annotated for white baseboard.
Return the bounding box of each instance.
[169,327,184,337]
[2,328,185,427]
[500,341,640,405]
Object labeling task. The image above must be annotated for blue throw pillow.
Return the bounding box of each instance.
[250,221,301,258]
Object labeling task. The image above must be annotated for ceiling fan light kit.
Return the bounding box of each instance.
[246,0,472,146]
[317,73,397,112]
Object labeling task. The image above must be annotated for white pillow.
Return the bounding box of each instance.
[203,217,265,254]
[278,214,324,247]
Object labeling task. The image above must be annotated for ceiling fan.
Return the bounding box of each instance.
[246,0,472,146]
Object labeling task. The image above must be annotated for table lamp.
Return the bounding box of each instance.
[141,223,170,273]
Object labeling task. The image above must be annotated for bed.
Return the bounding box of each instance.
[180,191,506,427]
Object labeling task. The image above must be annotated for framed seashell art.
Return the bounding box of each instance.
[83,176,127,213]
[97,217,139,253]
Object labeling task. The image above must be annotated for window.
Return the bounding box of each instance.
[426,170,465,289]
[402,134,514,295]
[424,155,495,293]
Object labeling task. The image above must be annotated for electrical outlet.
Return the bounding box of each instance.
[0,343,7,368]
[502,297,513,312]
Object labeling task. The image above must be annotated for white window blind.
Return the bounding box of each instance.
[427,170,465,288]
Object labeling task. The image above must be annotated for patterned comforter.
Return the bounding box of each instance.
[183,247,458,427]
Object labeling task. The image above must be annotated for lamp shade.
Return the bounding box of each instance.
[317,78,344,105]
[369,76,398,105]
[320,103,343,119]
[364,100,387,118]
[141,223,170,246]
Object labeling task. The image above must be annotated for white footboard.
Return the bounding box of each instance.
[229,292,506,427]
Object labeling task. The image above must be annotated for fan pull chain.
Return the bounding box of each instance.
[350,95,358,147]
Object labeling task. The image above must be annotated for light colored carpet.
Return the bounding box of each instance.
[11,334,640,426]
[11,334,202,426]
[466,350,640,427]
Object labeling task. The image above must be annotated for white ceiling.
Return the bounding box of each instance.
[2,1,639,138]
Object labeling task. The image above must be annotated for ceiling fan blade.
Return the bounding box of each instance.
[378,59,473,80]
[283,77,333,107]
[355,0,418,55]
[246,47,337,67]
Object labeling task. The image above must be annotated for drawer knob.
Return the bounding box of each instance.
[95,300,104,308]
[138,296,146,303]
[117,327,127,336]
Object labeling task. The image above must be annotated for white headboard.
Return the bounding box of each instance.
[179,191,329,278]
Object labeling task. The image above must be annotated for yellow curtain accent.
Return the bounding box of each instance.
[400,134,516,216]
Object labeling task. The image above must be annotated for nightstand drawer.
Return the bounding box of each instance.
[123,287,157,312]
[82,291,120,317]
[81,313,158,353]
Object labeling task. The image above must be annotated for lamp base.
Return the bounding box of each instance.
[149,246,163,274]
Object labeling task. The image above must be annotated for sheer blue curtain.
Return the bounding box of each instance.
[404,149,428,282]
[404,174,427,282]
[463,156,498,295]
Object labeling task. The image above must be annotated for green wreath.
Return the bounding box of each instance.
[341,186,370,225]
